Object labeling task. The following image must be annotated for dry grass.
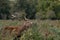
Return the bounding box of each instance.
[0,20,60,40]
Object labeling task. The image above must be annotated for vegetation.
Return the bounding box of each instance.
[0,0,60,19]
[0,0,60,40]
[0,20,60,40]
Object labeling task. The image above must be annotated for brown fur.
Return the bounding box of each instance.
[2,20,33,40]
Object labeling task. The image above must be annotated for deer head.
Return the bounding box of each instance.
[23,17,33,27]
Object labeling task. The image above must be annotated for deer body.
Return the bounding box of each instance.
[2,20,32,40]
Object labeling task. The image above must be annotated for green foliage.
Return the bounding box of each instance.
[36,0,60,19]
[20,23,43,40]
[0,0,10,19]
[53,4,60,19]
[0,0,60,19]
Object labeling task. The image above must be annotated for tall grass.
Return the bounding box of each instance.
[0,20,60,40]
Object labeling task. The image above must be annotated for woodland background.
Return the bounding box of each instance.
[0,0,60,20]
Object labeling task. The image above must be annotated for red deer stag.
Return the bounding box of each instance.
[2,18,33,40]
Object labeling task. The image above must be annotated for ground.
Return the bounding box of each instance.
[0,20,60,40]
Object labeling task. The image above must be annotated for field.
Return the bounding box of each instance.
[0,20,60,40]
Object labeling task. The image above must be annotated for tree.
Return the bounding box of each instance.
[16,0,37,19]
[0,0,10,19]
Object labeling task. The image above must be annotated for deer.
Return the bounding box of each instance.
[1,17,33,40]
